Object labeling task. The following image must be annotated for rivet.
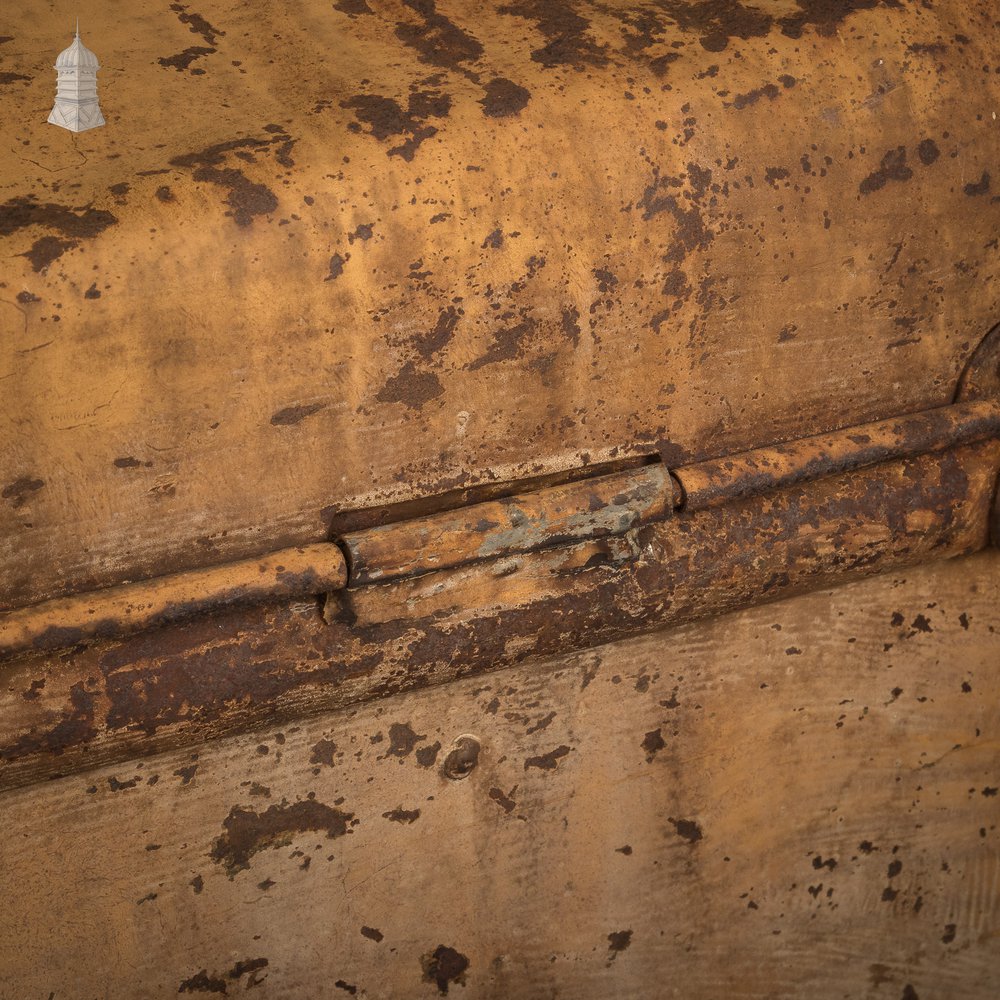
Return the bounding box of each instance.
[441,734,480,780]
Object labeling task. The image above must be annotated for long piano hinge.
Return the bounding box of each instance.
[2,388,1000,659]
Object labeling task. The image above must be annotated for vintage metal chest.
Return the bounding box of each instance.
[1,1,999,997]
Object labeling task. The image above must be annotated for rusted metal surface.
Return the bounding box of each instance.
[672,399,1000,512]
[2,393,995,657]
[0,543,346,658]
[1,551,998,998]
[342,462,677,585]
[2,1,1000,612]
[1,441,995,791]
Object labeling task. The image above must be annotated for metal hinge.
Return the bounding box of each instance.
[2,330,999,658]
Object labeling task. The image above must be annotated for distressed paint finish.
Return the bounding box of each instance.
[2,1,1000,611]
[4,390,997,655]
[1,552,998,999]
[1,441,996,791]
[0,542,347,657]
[341,462,676,584]
[672,399,1000,512]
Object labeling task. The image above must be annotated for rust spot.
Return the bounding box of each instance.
[488,786,517,813]
[421,945,469,996]
[361,926,384,942]
[84,281,101,299]
[210,797,354,876]
[642,728,666,761]
[375,361,445,409]
[415,741,441,767]
[607,929,632,960]
[382,806,421,823]
[859,146,912,196]
[479,77,530,117]
[498,1,609,69]
[2,476,44,509]
[310,738,337,766]
[178,970,227,994]
[1,196,118,270]
[169,136,284,226]
[524,744,572,770]
[270,403,326,426]
[481,228,503,249]
[158,46,215,71]
[964,172,991,197]
[0,72,31,85]
[917,138,940,165]
[669,817,703,843]
[386,721,425,757]
[396,0,484,74]
[334,0,373,12]
[347,222,374,244]
[325,252,347,281]
[340,89,451,161]
[174,763,198,785]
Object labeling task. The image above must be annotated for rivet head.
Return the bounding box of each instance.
[441,735,480,780]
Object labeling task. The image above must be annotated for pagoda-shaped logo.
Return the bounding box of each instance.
[48,21,105,133]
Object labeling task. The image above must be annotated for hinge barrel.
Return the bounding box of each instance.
[1,399,998,658]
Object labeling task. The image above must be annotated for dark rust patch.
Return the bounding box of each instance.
[607,929,632,959]
[310,738,337,766]
[382,806,421,823]
[178,970,227,994]
[396,0,484,75]
[415,740,442,767]
[158,46,215,71]
[466,318,537,371]
[1,196,117,271]
[210,797,354,876]
[421,945,470,995]
[642,728,666,761]
[498,1,609,69]
[270,403,326,426]
[524,744,572,770]
[2,476,44,509]
[169,2,223,45]
[340,89,451,162]
[479,77,530,118]
[0,72,31,85]
[361,926,384,942]
[917,139,940,166]
[169,137,283,226]
[174,763,198,785]
[964,172,991,197]
[669,817,703,843]
[325,253,347,281]
[413,307,460,361]
[334,0,374,13]
[375,361,445,409]
[489,786,517,813]
[859,147,912,196]
[386,721,425,757]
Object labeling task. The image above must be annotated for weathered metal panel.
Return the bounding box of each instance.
[1,551,997,999]
[2,1,1000,610]
[1,441,995,791]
